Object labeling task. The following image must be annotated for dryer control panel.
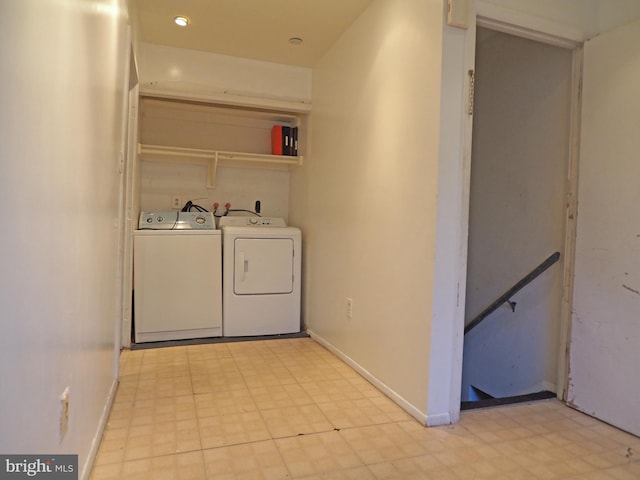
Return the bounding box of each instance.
[218,216,286,227]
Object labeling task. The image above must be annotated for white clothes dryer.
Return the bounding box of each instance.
[219,216,301,337]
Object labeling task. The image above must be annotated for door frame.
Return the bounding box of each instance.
[119,47,140,350]
[475,10,583,403]
[449,0,585,419]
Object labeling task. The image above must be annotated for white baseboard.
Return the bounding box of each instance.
[80,378,119,480]
[307,330,429,426]
[425,412,452,427]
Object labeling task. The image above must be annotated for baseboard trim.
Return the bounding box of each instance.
[307,330,428,426]
[425,412,452,426]
[80,378,118,480]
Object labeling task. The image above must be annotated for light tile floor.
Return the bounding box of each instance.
[91,337,640,479]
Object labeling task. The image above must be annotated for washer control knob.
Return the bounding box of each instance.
[157,216,164,222]
[249,217,259,225]
[146,217,153,223]
[195,215,206,224]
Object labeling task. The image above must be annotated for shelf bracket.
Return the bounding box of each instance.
[207,152,219,189]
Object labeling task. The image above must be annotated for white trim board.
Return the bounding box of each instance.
[138,86,312,114]
[476,2,585,48]
[446,1,583,425]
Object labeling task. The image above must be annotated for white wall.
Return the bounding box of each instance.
[290,0,444,422]
[139,163,291,219]
[592,1,640,35]
[0,0,130,477]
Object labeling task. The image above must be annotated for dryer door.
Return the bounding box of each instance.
[234,238,294,295]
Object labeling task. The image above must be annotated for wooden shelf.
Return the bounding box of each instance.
[138,144,303,189]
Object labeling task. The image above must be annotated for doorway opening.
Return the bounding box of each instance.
[461,27,574,409]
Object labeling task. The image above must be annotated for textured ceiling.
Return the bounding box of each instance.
[134,0,372,67]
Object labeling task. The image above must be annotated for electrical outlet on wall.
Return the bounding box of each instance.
[346,298,353,319]
[171,195,182,209]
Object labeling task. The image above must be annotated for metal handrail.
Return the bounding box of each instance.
[464,251,561,335]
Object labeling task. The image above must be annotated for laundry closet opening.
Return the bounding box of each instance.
[461,27,573,408]
[129,97,307,348]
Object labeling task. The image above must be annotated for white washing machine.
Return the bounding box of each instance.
[219,216,301,337]
[134,211,222,343]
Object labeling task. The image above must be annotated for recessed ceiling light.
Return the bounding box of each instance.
[288,37,303,46]
[174,16,190,27]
